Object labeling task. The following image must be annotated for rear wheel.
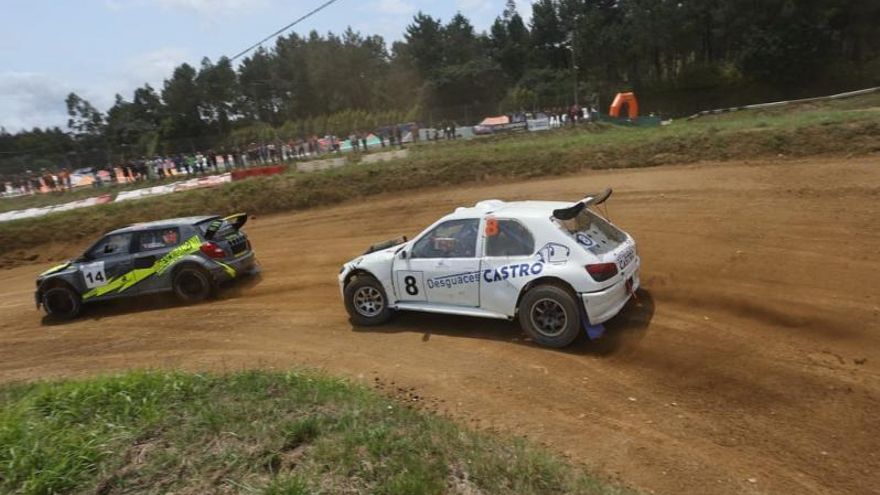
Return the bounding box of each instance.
[172,267,214,303]
[519,285,581,348]
[344,275,393,326]
[42,286,82,320]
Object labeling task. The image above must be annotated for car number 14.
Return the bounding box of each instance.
[81,261,108,288]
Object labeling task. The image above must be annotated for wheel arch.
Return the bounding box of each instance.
[170,260,211,279]
[37,277,79,301]
[515,276,580,315]
[343,268,380,289]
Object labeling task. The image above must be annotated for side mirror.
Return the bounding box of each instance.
[399,249,408,259]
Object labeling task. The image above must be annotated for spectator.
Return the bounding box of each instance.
[42,169,56,192]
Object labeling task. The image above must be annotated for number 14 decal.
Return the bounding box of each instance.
[82,262,108,289]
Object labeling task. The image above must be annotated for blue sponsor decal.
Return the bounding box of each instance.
[483,262,544,283]
[427,271,481,290]
[575,232,594,247]
[536,242,571,264]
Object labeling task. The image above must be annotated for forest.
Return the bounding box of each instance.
[1,0,878,173]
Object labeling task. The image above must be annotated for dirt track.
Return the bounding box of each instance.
[1,156,879,494]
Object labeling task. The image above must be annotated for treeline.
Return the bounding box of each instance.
[1,0,878,173]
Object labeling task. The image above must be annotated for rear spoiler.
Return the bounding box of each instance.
[204,213,248,240]
[364,236,407,255]
[552,189,613,220]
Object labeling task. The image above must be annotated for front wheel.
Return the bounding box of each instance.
[172,267,214,303]
[344,275,393,326]
[42,286,82,320]
[519,285,582,348]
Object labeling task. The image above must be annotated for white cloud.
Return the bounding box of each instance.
[0,73,73,131]
[104,0,269,18]
[124,47,192,88]
[154,0,269,17]
[456,0,493,13]
[374,0,415,15]
[0,46,193,132]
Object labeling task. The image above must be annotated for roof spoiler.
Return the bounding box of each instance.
[224,212,248,230]
[204,213,248,240]
[552,189,613,220]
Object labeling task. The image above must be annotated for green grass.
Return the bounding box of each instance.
[0,370,629,495]
[1,97,878,263]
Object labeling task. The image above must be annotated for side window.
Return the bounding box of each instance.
[135,228,181,252]
[411,219,479,258]
[88,233,133,259]
[486,219,535,257]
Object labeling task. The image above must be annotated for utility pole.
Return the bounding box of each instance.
[571,36,579,107]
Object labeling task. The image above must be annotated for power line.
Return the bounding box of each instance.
[229,0,343,62]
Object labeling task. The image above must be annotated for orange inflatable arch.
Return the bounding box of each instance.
[609,92,639,119]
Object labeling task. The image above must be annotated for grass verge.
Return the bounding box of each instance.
[1,102,878,264]
[0,370,628,495]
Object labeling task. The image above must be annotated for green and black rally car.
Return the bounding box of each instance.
[35,214,257,319]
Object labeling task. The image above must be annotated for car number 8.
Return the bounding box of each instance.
[404,276,419,296]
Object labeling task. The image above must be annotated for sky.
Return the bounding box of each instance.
[0,0,535,132]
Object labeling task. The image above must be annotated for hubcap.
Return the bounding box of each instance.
[354,286,384,317]
[530,298,568,337]
[180,273,204,296]
[47,291,75,315]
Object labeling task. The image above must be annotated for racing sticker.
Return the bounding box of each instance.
[81,261,108,289]
[575,232,595,248]
[483,262,544,283]
[395,270,427,301]
[617,247,635,270]
[536,242,571,264]
[426,271,480,290]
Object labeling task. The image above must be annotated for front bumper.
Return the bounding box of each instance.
[581,264,640,325]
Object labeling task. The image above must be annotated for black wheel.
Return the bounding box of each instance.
[172,266,214,303]
[344,275,393,326]
[42,286,82,320]
[519,285,581,348]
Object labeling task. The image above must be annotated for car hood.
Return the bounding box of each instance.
[38,262,72,278]
[346,241,408,269]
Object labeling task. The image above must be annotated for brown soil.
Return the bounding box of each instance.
[1,156,878,494]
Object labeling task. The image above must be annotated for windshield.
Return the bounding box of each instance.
[558,209,626,255]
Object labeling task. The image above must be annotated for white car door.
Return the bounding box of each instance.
[394,218,482,307]
[479,218,541,316]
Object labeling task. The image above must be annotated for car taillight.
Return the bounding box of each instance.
[586,263,618,282]
[200,241,226,259]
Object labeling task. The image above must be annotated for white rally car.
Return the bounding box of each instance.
[338,190,640,347]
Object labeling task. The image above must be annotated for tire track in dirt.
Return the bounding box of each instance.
[1,156,878,494]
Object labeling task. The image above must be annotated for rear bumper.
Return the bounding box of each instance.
[580,263,640,325]
[208,251,257,282]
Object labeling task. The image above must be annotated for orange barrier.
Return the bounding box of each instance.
[609,92,639,119]
[231,164,287,181]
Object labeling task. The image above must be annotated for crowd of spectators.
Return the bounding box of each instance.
[0,126,415,197]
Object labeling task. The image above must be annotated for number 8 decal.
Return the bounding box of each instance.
[404,275,419,296]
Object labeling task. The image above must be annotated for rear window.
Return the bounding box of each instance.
[486,219,535,257]
[559,210,626,254]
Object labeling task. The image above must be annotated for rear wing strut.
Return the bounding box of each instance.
[552,189,613,220]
